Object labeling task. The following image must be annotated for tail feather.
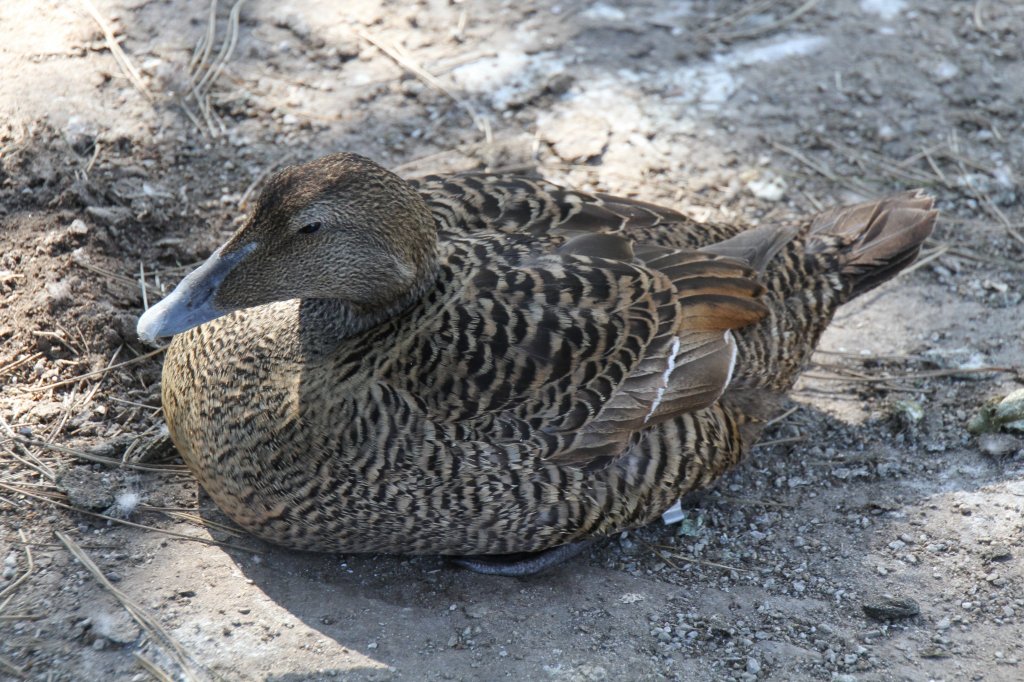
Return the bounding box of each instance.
[725,190,938,397]
[808,190,937,299]
[700,223,800,272]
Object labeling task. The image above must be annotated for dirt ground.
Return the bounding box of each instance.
[1,0,1023,680]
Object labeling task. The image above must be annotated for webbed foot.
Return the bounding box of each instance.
[449,541,593,576]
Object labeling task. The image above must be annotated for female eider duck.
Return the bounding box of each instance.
[138,153,936,575]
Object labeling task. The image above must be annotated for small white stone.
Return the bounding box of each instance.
[746,174,787,202]
[933,61,959,83]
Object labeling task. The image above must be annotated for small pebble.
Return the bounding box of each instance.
[983,545,1012,562]
[863,596,920,621]
[978,434,1020,457]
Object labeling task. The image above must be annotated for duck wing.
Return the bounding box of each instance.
[381,227,775,467]
[411,174,746,246]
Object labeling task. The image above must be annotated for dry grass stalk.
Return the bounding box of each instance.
[24,347,165,394]
[0,655,25,678]
[13,437,188,474]
[154,510,244,537]
[30,330,83,357]
[765,405,800,427]
[644,539,753,574]
[138,262,149,311]
[0,613,44,623]
[753,435,807,449]
[973,0,987,31]
[356,28,493,143]
[770,142,874,196]
[72,255,161,297]
[0,414,56,480]
[897,243,950,277]
[77,0,151,101]
[0,482,256,553]
[803,365,1013,384]
[107,395,162,411]
[820,138,945,188]
[192,0,246,95]
[134,652,177,682]
[0,530,34,614]
[0,352,43,379]
[701,0,780,32]
[55,531,205,682]
[123,427,169,463]
[946,246,1024,271]
[1007,227,1024,248]
[183,0,247,137]
[714,0,822,41]
[0,445,55,483]
[814,349,911,361]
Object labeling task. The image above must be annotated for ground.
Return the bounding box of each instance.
[1,0,1023,680]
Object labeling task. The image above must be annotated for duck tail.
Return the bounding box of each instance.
[807,190,937,302]
[713,191,937,398]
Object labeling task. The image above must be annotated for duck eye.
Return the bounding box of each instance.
[299,221,322,235]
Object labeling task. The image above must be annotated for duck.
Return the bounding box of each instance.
[137,152,936,575]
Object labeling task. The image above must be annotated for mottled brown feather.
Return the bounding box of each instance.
[159,155,936,556]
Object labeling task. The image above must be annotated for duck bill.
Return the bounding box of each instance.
[137,243,256,342]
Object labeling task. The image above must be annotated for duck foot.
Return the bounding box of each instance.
[449,541,592,577]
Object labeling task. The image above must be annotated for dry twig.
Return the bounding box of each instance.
[0,482,256,553]
[24,347,165,394]
[642,538,753,574]
[753,435,807,449]
[183,0,248,137]
[715,0,822,41]
[0,530,34,615]
[0,352,43,379]
[803,366,1013,384]
[0,414,55,480]
[55,531,203,682]
[356,28,493,143]
[134,652,177,682]
[770,142,874,196]
[0,655,25,679]
[13,437,188,474]
[77,0,151,101]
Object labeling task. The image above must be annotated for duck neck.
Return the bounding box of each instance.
[297,255,440,347]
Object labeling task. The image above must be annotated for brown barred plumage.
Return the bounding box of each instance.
[147,153,937,557]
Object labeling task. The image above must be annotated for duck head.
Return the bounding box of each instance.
[137,153,438,342]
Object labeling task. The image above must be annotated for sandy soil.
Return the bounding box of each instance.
[1,1,1023,680]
